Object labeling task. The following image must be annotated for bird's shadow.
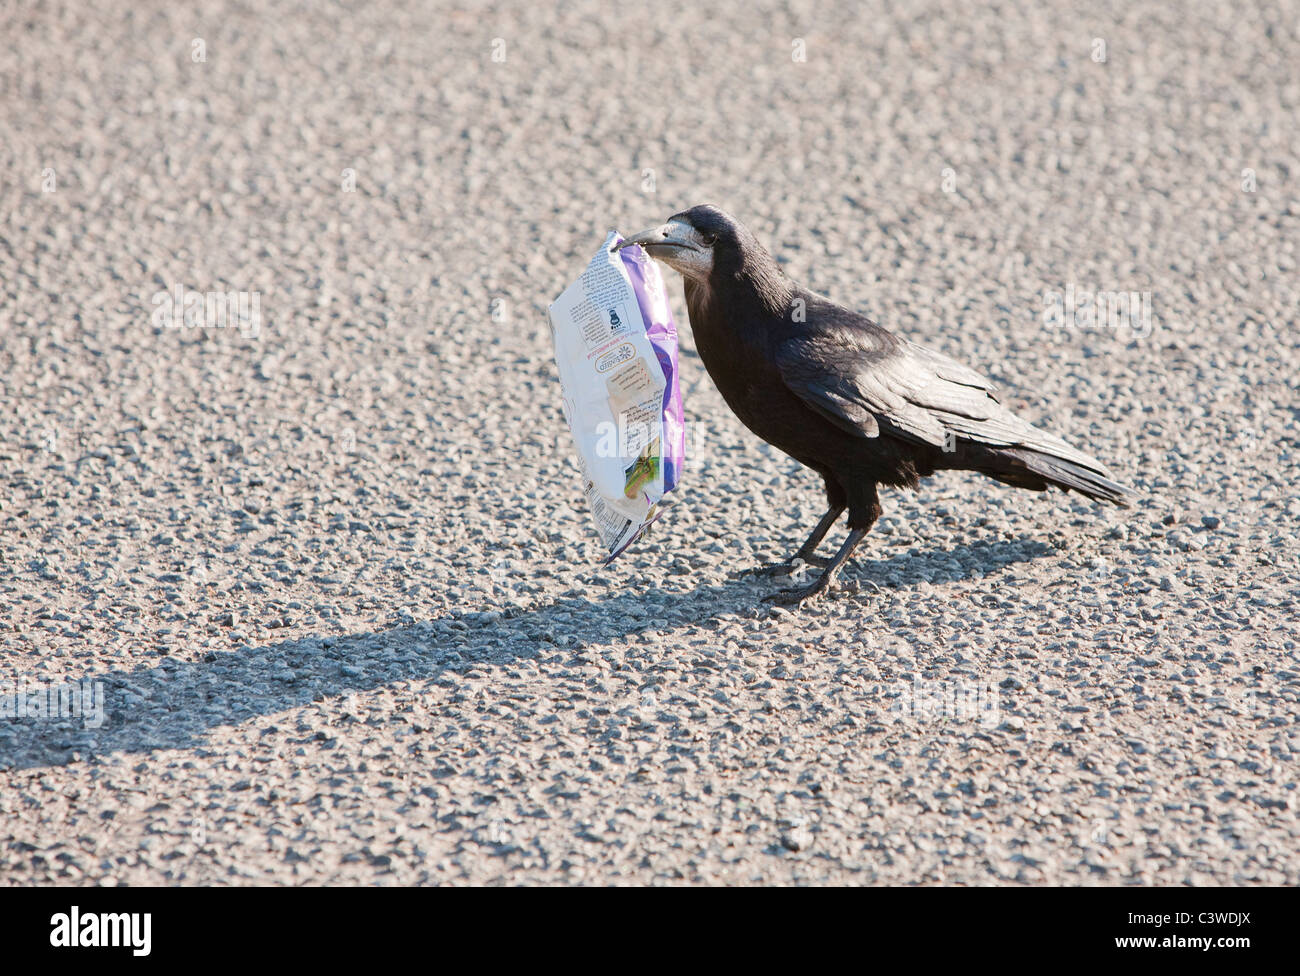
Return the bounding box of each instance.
[0,536,1051,772]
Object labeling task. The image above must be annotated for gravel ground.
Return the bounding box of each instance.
[1,0,1298,885]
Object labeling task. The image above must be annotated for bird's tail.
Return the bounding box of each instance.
[983,446,1132,507]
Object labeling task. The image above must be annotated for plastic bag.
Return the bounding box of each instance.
[548,232,685,562]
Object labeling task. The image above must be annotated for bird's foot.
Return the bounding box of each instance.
[764,571,839,608]
[741,555,831,578]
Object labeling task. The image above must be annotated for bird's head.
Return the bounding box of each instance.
[614,204,746,283]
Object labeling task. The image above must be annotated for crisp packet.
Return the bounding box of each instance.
[548,232,685,562]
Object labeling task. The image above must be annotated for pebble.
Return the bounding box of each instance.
[780,825,814,852]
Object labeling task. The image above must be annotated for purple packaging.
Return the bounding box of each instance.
[617,237,685,493]
[548,232,687,562]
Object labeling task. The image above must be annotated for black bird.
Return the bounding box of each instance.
[615,204,1131,606]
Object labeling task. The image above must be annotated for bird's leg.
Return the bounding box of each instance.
[746,503,844,576]
[764,527,868,605]
[790,503,845,565]
[766,485,879,606]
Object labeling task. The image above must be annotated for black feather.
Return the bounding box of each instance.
[671,204,1132,509]
[649,204,1131,603]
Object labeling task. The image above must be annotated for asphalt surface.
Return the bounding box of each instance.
[1,0,1298,885]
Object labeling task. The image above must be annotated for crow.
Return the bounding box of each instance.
[615,204,1131,606]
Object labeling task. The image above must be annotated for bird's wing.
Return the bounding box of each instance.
[775,319,1104,469]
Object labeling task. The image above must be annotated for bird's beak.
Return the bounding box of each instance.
[613,220,699,254]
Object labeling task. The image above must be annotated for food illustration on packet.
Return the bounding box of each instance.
[548,232,685,561]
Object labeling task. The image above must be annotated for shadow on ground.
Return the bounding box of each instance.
[0,536,1051,771]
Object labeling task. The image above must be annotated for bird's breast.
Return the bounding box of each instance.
[689,310,828,461]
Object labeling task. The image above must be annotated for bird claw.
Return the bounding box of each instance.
[742,556,831,578]
[764,575,836,607]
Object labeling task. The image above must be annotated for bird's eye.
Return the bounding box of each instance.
[700,233,717,246]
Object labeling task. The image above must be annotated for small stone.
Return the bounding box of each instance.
[1201,515,1221,530]
[1254,795,1291,811]
[780,826,813,852]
